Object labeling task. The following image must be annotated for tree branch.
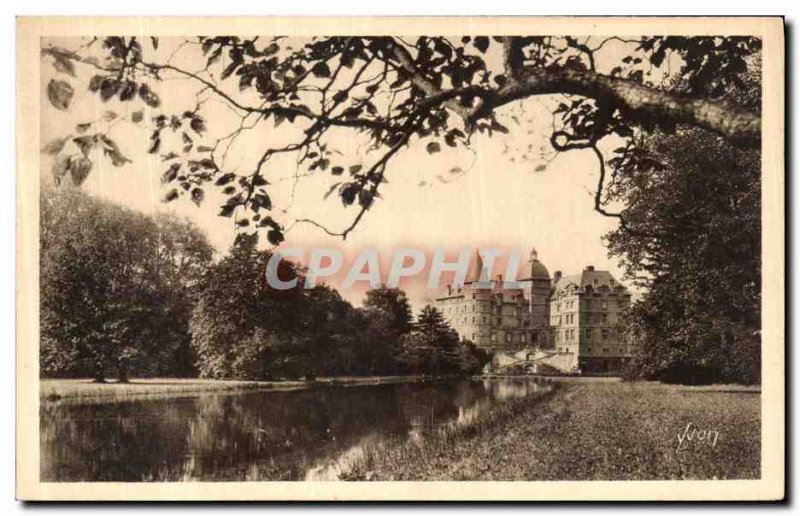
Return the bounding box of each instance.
[493,66,760,147]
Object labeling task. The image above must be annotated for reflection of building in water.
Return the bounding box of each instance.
[435,249,633,374]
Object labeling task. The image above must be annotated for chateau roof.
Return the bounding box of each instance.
[518,259,550,281]
[465,250,491,284]
[552,268,629,297]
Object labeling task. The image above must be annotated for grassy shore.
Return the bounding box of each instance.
[340,381,761,481]
[40,376,429,404]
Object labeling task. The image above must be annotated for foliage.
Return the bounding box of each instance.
[40,35,761,241]
[606,129,761,384]
[399,306,489,375]
[40,187,213,381]
[190,242,485,380]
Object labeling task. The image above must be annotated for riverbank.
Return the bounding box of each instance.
[340,381,761,480]
[40,375,435,404]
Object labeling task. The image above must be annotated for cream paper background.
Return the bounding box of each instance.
[16,16,784,501]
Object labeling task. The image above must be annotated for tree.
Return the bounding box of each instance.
[40,36,761,242]
[40,186,213,381]
[606,129,761,384]
[190,234,305,379]
[398,305,487,375]
[361,285,413,374]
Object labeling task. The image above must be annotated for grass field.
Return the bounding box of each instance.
[40,376,427,404]
[340,381,761,481]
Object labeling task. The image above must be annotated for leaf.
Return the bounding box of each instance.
[150,37,159,50]
[426,141,441,154]
[51,54,76,77]
[534,164,547,172]
[267,228,284,245]
[473,37,490,53]
[99,78,120,102]
[219,204,236,218]
[131,110,144,123]
[73,136,95,157]
[47,80,74,111]
[102,110,118,122]
[41,138,67,155]
[101,136,131,167]
[340,183,360,206]
[138,83,161,108]
[323,182,341,200]
[162,163,180,184]
[311,61,331,78]
[215,173,235,186]
[190,117,207,134]
[51,154,71,186]
[191,188,205,206]
[163,188,180,203]
[69,156,93,186]
[148,137,161,154]
[331,166,344,176]
[88,75,105,92]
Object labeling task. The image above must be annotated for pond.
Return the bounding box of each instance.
[40,378,550,481]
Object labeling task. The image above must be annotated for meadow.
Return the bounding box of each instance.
[340,381,761,480]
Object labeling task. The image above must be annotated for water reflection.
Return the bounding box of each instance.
[41,378,547,481]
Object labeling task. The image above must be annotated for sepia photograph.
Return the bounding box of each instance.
[14,15,784,501]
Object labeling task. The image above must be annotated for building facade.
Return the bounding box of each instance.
[549,266,633,373]
[435,249,552,352]
[434,250,633,374]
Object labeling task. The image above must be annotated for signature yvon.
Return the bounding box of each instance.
[676,422,720,451]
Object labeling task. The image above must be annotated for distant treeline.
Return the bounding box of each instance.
[40,188,489,382]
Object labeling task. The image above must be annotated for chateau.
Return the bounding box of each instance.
[435,249,633,374]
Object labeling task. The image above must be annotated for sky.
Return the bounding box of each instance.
[39,36,638,309]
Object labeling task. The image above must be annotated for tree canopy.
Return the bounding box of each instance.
[41,35,761,242]
[40,186,213,380]
[609,129,761,384]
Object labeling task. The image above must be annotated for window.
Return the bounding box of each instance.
[505,332,512,343]
[602,313,608,324]
[491,333,498,343]
[521,334,527,343]
[602,329,609,340]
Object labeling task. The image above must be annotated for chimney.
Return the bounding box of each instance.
[585,265,595,272]
[553,271,562,284]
